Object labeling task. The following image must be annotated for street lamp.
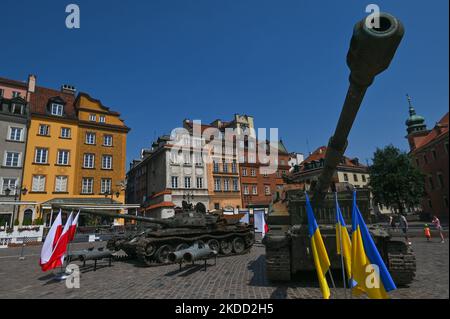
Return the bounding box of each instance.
[183,190,194,204]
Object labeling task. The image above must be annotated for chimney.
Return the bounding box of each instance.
[61,84,76,95]
[27,74,36,93]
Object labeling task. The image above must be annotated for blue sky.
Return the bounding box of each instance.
[1,0,448,165]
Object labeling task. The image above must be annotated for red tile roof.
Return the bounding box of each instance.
[0,77,28,88]
[300,146,366,170]
[29,86,76,118]
[413,112,449,152]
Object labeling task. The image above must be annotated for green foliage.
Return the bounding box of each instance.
[369,144,425,214]
[13,219,20,226]
[22,219,32,226]
[33,218,44,225]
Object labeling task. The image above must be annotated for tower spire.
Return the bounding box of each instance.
[405,94,426,135]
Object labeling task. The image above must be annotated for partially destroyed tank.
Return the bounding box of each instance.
[85,208,254,266]
[264,12,416,286]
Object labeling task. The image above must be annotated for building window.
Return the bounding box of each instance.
[222,162,228,173]
[353,174,358,182]
[249,154,256,163]
[233,178,239,191]
[231,161,237,173]
[437,173,444,189]
[89,114,96,121]
[214,203,220,210]
[38,124,50,136]
[415,158,420,166]
[0,89,3,97]
[196,177,203,189]
[51,103,63,116]
[445,142,449,154]
[35,148,48,164]
[86,132,96,145]
[265,185,271,196]
[250,169,256,177]
[171,176,178,188]
[32,175,46,192]
[252,185,258,195]
[8,127,23,141]
[103,135,113,146]
[431,149,437,160]
[194,153,203,166]
[428,176,435,191]
[1,178,17,195]
[184,177,191,189]
[183,153,191,165]
[214,178,221,191]
[102,155,113,169]
[343,173,349,182]
[82,178,94,194]
[262,170,268,177]
[362,175,366,183]
[224,179,230,191]
[11,103,24,115]
[213,161,220,173]
[83,154,95,168]
[101,178,112,194]
[60,127,71,139]
[12,91,20,98]
[57,150,70,165]
[243,185,249,195]
[4,152,21,167]
[99,115,106,123]
[242,168,247,176]
[55,176,68,193]
[423,154,428,164]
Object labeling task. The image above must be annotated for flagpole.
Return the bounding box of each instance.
[327,270,337,299]
[336,192,347,299]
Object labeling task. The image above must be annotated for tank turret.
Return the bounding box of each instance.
[264,13,416,286]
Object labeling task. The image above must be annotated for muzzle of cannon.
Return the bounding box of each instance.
[182,245,217,263]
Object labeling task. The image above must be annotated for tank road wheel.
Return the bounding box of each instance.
[220,240,233,255]
[137,240,156,266]
[155,245,174,264]
[175,243,189,251]
[207,239,220,252]
[232,237,245,254]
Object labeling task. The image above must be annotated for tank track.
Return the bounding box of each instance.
[387,240,416,286]
[135,232,254,266]
[264,234,291,281]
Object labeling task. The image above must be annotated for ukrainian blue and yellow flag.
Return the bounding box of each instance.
[335,194,352,281]
[305,192,331,299]
[351,191,396,299]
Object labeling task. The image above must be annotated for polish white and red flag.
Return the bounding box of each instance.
[40,212,73,272]
[39,210,63,270]
[68,211,80,242]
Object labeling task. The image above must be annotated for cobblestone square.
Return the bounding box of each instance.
[0,238,447,299]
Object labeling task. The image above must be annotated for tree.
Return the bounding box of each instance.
[369,145,425,215]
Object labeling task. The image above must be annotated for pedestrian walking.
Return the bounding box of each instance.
[389,215,396,230]
[432,216,445,243]
[424,224,431,242]
[399,214,411,245]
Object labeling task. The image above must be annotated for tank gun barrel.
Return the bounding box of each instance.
[78,209,172,226]
[314,12,404,202]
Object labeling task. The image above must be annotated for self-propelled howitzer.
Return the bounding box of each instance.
[264,13,416,285]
